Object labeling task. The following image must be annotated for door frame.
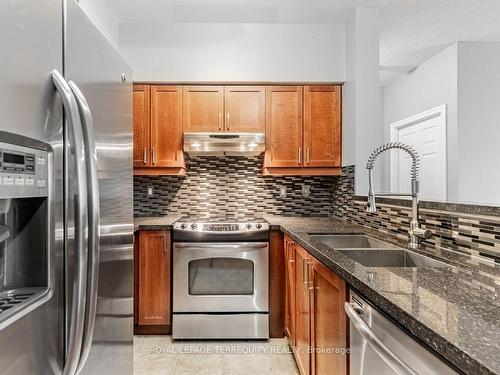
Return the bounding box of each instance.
[389,104,447,199]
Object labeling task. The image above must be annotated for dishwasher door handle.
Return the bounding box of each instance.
[345,302,419,375]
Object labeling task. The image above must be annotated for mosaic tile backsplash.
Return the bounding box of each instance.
[134,156,500,263]
[134,156,335,219]
[332,166,500,263]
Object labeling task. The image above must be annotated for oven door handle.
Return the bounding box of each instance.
[174,243,268,249]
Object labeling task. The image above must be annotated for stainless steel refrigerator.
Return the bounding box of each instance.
[0,0,133,374]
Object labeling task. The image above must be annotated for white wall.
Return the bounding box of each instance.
[78,0,120,49]
[381,41,500,205]
[343,8,382,195]
[342,14,357,167]
[457,42,500,205]
[382,43,458,200]
[119,23,345,82]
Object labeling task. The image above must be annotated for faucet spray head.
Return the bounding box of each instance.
[366,167,377,213]
[367,191,377,213]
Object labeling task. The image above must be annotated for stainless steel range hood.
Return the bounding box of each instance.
[183,132,265,155]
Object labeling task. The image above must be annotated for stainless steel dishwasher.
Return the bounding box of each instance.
[345,289,460,375]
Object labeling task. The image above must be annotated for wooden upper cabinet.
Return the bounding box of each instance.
[294,244,311,375]
[310,258,347,375]
[224,86,265,132]
[304,86,342,167]
[183,86,224,132]
[133,85,151,167]
[151,86,184,167]
[266,86,303,167]
[138,230,171,326]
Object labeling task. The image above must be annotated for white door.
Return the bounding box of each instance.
[390,105,447,201]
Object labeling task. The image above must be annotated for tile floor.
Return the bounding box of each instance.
[134,335,300,375]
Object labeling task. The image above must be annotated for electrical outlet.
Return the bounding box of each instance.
[302,185,311,198]
[147,186,154,197]
[279,186,287,198]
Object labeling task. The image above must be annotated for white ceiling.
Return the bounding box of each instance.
[105,0,385,23]
[105,0,500,86]
[379,0,500,86]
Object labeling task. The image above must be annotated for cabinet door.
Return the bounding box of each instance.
[294,245,311,375]
[138,231,171,325]
[266,86,303,167]
[150,85,184,167]
[224,86,265,132]
[183,86,224,132]
[133,84,151,167]
[284,236,296,344]
[310,258,347,375]
[303,86,342,167]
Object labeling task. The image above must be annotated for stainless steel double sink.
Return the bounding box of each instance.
[309,234,451,269]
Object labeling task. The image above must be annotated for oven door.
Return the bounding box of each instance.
[173,242,269,313]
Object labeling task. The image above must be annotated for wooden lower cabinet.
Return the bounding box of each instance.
[284,236,296,343]
[135,230,172,333]
[294,244,312,375]
[284,235,348,375]
[310,257,347,375]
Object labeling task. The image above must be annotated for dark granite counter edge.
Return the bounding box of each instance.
[276,224,494,375]
[133,214,184,232]
[134,223,175,232]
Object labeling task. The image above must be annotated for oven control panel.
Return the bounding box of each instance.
[173,221,270,242]
[0,141,49,199]
[173,222,269,233]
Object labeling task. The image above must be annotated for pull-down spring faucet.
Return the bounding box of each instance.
[366,142,431,249]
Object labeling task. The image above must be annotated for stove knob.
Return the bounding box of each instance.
[246,223,253,230]
[256,223,262,229]
[180,223,187,230]
[191,223,198,230]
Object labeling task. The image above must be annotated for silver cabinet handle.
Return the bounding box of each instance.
[52,70,88,375]
[298,147,302,165]
[306,147,310,164]
[345,302,418,375]
[152,146,156,164]
[227,113,231,130]
[163,235,167,253]
[143,147,147,164]
[218,112,222,131]
[69,81,101,374]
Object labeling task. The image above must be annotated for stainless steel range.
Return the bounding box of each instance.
[172,219,270,339]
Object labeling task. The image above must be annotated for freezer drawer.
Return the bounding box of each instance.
[346,290,459,375]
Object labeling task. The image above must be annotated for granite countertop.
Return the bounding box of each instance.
[263,215,500,375]
[133,214,184,232]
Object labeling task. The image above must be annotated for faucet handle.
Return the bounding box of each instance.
[412,227,432,240]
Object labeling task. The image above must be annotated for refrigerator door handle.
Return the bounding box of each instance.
[51,70,89,375]
[69,81,101,374]
[345,302,418,375]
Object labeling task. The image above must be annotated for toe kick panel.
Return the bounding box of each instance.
[172,314,269,340]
